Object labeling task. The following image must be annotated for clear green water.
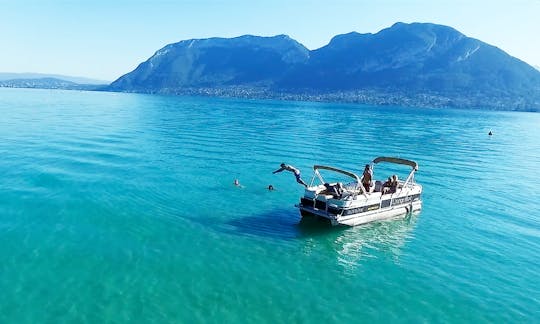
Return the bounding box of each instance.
[0,88,539,323]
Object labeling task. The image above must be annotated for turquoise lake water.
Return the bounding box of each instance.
[0,88,539,322]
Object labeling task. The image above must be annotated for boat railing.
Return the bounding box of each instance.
[310,166,367,199]
[371,157,418,197]
[396,169,417,196]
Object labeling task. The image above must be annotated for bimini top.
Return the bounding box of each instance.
[313,165,361,183]
[372,157,418,171]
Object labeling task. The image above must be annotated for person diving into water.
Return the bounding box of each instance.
[272,163,308,187]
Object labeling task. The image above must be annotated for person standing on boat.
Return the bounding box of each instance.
[273,163,308,187]
[390,174,399,193]
[361,164,373,193]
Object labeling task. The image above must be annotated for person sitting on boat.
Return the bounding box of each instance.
[273,163,308,187]
[324,182,343,198]
[361,164,373,193]
[335,182,346,198]
[382,177,393,195]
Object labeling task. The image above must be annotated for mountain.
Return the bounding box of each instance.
[282,23,539,92]
[109,35,309,92]
[107,23,540,111]
[0,73,108,85]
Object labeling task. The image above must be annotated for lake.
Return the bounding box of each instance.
[0,88,539,322]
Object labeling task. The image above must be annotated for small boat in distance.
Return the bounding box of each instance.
[297,157,422,226]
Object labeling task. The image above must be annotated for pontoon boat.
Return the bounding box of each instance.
[297,157,422,226]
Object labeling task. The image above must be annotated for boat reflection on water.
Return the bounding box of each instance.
[297,212,420,269]
[215,206,419,270]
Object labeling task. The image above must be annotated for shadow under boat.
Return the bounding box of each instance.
[214,206,420,246]
[215,208,420,266]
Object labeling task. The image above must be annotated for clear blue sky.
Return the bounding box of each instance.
[2,0,539,81]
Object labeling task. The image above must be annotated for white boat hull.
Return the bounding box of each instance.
[333,199,421,226]
[298,188,422,226]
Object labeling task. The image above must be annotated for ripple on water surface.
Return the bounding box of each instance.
[0,88,539,322]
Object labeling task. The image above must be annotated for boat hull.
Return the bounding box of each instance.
[298,190,422,226]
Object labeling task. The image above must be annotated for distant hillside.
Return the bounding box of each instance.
[0,78,105,91]
[0,73,108,85]
[107,22,540,111]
